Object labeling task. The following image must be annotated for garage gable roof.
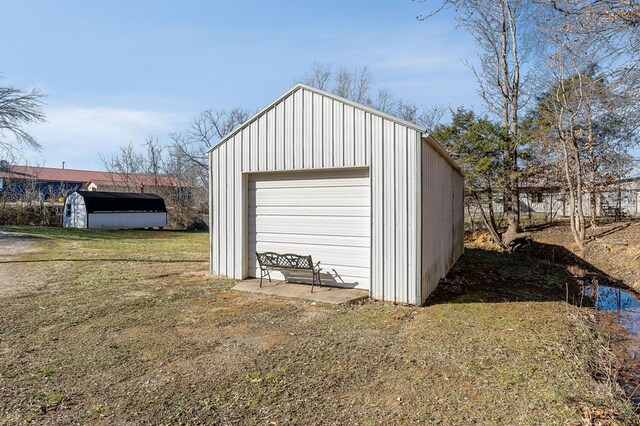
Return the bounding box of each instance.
[75,191,167,213]
[207,83,427,154]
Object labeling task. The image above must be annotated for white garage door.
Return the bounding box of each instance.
[248,169,370,290]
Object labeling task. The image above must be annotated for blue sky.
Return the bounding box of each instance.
[3,0,480,170]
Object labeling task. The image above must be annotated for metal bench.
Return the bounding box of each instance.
[255,252,322,292]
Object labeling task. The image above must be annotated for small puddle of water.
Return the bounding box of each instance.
[585,284,640,403]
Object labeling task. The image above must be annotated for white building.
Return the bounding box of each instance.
[208,84,464,305]
[63,191,167,229]
[518,178,640,220]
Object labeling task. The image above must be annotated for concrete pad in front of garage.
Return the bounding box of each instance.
[233,278,369,305]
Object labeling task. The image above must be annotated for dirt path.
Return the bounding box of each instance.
[0,231,41,258]
[0,231,44,297]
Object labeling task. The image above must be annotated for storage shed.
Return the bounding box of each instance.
[208,83,464,305]
[63,191,167,229]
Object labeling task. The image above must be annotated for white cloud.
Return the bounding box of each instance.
[18,105,186,170]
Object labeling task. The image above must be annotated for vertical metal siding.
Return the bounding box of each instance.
[382,119,395,300]
[249,120,258,172]
[284,96,294,169]
[355,109,366,165]
[313,92,323,168]
[420,139,465,303]
[234,136,244,278]
[210,148,219,274]
[303,90,313,168]
[274,102,285,170]
[344,104,355,167]
[333,101,344,167]
[219,143,228,274]
[208,86,461,304]
[370,115,384,300]
[395,124,407,303]
[409,132,421,305]
[293,90,303,169]
[322,97,333,167]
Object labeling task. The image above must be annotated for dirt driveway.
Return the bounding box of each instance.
[0,231,45,298]
[0,231,41,258]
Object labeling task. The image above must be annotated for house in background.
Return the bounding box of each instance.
[519,184,566,221]
[63,191,167,229]
[208,83,465,305]
[0,164,191,201]
[469,178,640,227]
[518,178,640,219]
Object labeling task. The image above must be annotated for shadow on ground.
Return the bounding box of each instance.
[427,240,621,306]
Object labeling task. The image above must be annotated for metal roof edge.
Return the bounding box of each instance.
[207,82,427,155]
[295,83,427,132]
[207,83,303,154]
[422,134,465,177]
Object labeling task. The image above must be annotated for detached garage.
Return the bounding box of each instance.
[63,191,167,229]
[209,83,464,305]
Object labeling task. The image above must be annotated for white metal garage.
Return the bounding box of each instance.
[248,169,370,289]
[208,83,464,305]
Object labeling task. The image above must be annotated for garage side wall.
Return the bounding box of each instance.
[420,139,465,304]
[209,86,422,304]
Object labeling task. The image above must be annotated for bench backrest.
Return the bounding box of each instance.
[256,252,314,270]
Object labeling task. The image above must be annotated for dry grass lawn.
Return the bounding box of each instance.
[0,226,636,425]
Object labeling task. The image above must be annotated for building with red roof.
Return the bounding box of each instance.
[0,164,191,200]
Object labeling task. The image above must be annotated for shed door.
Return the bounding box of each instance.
[248,169,370,290]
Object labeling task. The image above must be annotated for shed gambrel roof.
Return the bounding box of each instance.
[208,83,427,154]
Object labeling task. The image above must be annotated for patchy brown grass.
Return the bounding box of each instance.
[0,226,637,425]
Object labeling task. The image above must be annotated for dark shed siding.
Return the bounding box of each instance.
[77,191,167,213]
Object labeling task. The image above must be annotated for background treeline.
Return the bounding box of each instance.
[2,1,638,239]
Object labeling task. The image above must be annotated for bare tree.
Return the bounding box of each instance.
[171,108,250,185]
[299,62,447,131]
[301,62,333,91]
[334,66,373,104]
[0,84,46,161]
[143,136,165,188]
[419,0,534,246]
[524,1,640,248]
[371,87,396,114]
[417,105,448,132]
[530,53,606,249]
[100,143,145,191]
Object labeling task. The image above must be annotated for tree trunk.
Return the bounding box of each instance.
[466,203,476,230]
[473,192,506,249]
[499,0,522,245]
[487,185,500,233]
[586,102,598,228]
[561,135,585,250]
[574,148,586,243]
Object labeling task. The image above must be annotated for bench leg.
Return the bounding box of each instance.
[311,270,321,293]
[259,268,272,288]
